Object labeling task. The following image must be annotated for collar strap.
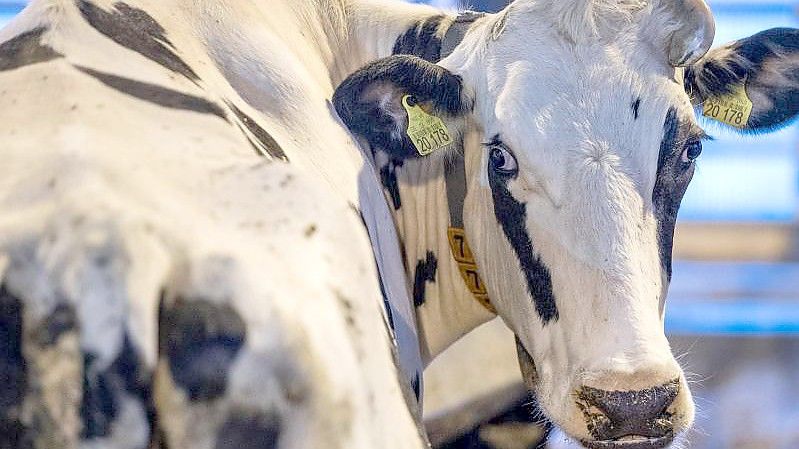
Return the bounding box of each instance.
[440,12,496,315]
[445,158,497,314]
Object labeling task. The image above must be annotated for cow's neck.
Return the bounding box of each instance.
[378,152,497,363]
[338,3,498,363]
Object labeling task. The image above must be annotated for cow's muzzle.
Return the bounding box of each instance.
[577,380,679,449]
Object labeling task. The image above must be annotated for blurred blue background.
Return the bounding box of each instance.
[0,1,23,27]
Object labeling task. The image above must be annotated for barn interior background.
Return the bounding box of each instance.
[2,0,798,448]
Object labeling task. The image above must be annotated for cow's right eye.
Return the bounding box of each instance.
[488,144,518,175]
[681,141,702,164]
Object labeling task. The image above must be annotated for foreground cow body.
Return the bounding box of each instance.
[0,1,431,448]
[2,0,799,448]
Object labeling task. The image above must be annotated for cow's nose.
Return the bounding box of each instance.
[577,379,679,440]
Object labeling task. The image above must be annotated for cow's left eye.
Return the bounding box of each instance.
[681,141,702,164]
[488,144,518,174]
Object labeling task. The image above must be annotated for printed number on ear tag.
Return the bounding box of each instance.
[702,83,752,129]
[402,95,453,156]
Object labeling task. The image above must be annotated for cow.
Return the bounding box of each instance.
[1,0,798,448]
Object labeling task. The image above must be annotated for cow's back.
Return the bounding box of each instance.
[0,1,424,448]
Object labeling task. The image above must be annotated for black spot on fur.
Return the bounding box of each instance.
[0,286,32,449]
[77,1,288,161]
[159,298,246,402]
[333,55,468,159]
[412,252,438,307]
[488,166,558,323]
[632,97,641,120]
[334,290,358,333]
[80,352,118,438]
[304,224,317,238]
[393,15,447,63]
[215,410,281,449]
[379,159,404,210]
[225,101,288,162]
[653,108,695,282]
[112,335,157,445]
[32,303,77,347]
[75,66,226,118]
[77,1,199,82]
[0,419,32,449]
[0,27,63,72]
[81,333,155,440]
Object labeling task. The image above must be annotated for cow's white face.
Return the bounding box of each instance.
[335,1,799,447]
[450,5,704,446]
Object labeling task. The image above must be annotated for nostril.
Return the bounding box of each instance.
[585,379,679,420]
[578,379,680,440]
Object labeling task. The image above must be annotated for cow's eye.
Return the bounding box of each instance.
[488,143,518,174]
[681,141,702,164]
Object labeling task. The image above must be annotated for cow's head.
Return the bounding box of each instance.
[335,1,799,447]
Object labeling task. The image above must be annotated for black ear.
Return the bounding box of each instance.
[333,55,471,159]
[685,28,799,132]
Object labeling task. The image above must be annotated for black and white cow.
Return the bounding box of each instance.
[1,0,798,448]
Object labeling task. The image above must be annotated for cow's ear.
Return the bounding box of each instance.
[685,28,799,132]
[333,55,472,159]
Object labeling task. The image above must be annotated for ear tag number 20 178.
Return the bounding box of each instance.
[702,82,752,129]
[402,95,452,156]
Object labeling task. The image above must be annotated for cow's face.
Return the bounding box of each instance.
[449,4,708,447]
[334,1,799,447]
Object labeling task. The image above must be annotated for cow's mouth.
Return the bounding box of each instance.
[582,434,674,449]
[514,336,538,388]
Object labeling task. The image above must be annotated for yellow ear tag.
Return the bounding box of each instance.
[402,95,453,156]
[702,82,753,129]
